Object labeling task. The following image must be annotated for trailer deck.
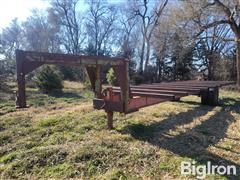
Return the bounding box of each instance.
[15,50,234,129]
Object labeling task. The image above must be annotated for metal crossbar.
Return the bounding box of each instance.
[15,50,234,129]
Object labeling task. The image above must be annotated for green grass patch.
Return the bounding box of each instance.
[0,82,240,179]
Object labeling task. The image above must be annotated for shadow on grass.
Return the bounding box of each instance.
[219,97,240,114]
[178,96,240,111]
[120,98,240,179]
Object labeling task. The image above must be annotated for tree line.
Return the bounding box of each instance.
[0,0,239,85]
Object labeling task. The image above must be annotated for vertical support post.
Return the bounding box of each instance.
[113,60,130,113]
[208,87,219,105]
[16,50,27,108]
[201,87,219,106]
[123,61,130,112]
[86,66,96,92]
[95,65,102,98]
[106,59,129,129]
[107,111,113,129]
[201,89,209,105]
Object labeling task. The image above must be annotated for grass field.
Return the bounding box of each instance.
[0,79,240,179]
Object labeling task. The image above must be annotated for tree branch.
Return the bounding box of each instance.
[196,20,229,37]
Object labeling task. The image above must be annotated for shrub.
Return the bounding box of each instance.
[106,68,118,86]
[131,73,145,85]
[34,65,63,93]
[59,66,85,81]
[84,76,92,90]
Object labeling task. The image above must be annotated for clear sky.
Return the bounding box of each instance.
[0,0,49,30]
[0,0,125,32]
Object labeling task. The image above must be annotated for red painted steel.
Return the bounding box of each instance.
[112,87,188,96]
[15,49,235,129]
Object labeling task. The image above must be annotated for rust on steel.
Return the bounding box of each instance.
[15,49,235,129]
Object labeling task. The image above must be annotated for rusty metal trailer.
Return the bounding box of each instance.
[15,50,234,129]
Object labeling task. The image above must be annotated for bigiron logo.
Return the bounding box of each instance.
[181,161,237,179]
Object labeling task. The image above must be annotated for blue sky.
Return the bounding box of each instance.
[0,0,49,30]
[0,0,125,31]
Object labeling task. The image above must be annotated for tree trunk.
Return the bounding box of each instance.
[144,39,151,71]
[208,60,213,81]
[172,57,177,81]
[157,57,162,82]
[237,41,240,86]
[139,40,145,74]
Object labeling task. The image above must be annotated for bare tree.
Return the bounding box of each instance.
[195,24,234,80]
[118,3,138,58]
[49,0,85,54]
[85,0,117,56]
[153,17,170,82]
[1,19,22,60]
[180,0,240,85]
[0,19,23,75]
[153,2,197,81]
[23,10,61,52]
[133,0,168,73]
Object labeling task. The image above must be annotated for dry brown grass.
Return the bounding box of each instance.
[0,81,239,179]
